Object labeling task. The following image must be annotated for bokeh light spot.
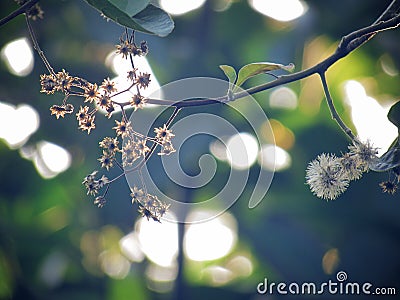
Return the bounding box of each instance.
[249,0,307,22]
[119,232,145,262]
[160,0,206,16]
[184,210,237,261]
[0,102,39,149]
[322,248,340,275]
[99,250,131,279]
[1,37,34,76]
[269,87,298,109]
[226,132,259,170]
[136,212,178,267]
[258,144,291,171]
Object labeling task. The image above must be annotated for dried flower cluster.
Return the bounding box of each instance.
[306,140,379,200]
[130,186,170,222]
[39,30,175,221]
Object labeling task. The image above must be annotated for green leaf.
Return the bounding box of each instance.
[83,0,174,37]
[234,62,294,91]
[369,137,400,172]
[388,100,400,129]
[108,0,149,16]
[219,65,237,86]
[132,4,174,37]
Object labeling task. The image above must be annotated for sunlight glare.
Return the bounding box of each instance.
[184,211,237,261]
[226,132,259,170]
[1,37,34,76]
[344,80,397,155]
[0,102,39,148]
[258,144,291,171]
[136,212,178,267]
[160,0,206,16]
[249,0,308,22]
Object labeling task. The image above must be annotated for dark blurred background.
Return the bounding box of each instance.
[0,0,399,299]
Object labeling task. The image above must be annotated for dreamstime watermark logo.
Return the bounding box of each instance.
[256,271,397,296]
[124,77,276,223]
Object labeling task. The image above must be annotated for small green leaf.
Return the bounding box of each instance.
[369,137,400,172]
[83,0,174,37]
[234,62,294,91]
[388,100,400,129]
[219,65,237,86]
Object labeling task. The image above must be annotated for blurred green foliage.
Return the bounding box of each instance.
[0,0,400,299]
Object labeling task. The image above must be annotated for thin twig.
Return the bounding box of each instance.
[319,71,355,141]
[25,15,55,76]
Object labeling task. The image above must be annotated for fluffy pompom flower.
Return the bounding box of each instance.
[306,153,349,200]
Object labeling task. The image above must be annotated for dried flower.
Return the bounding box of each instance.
[83,170,98,185]
[127,69,137,81]
[131,44,142,56]
[99,137,119,153]
[130,94,147,111]
[339,152,364,181]
[348,140,378,172]
[76,106,90,122]
[79,115,96,134]
[130,186,145,204]
[154,124,175,145]
[136,138,150,156]
[94,196,106,208]
[97,93,111,110]
[113,119,131,138]
[137,72,151,89]
[97,175,109,188]
[158,141,176,156]
[306,153,349,200]
[55,69,73,92]
[140,41,148,55]
[40,74,57,94]
[98,151,115,170]
[157,202,170,217]
[379,181,397,194]
[100,77,117,94]
[138,205,159,222]
[50,104,74,119]
[122,139,140,166]
[116,39,131,59]
[84,83,99,103]
[105,104,115,119]
[82,172,109,195]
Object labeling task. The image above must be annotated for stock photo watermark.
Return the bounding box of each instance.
[257,271,396,296]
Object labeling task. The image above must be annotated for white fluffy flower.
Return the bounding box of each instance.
[348,139,378,172]
[306,153,349,200]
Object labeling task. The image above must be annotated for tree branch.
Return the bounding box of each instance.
[0,0,39,27]
[143,2,400,110]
